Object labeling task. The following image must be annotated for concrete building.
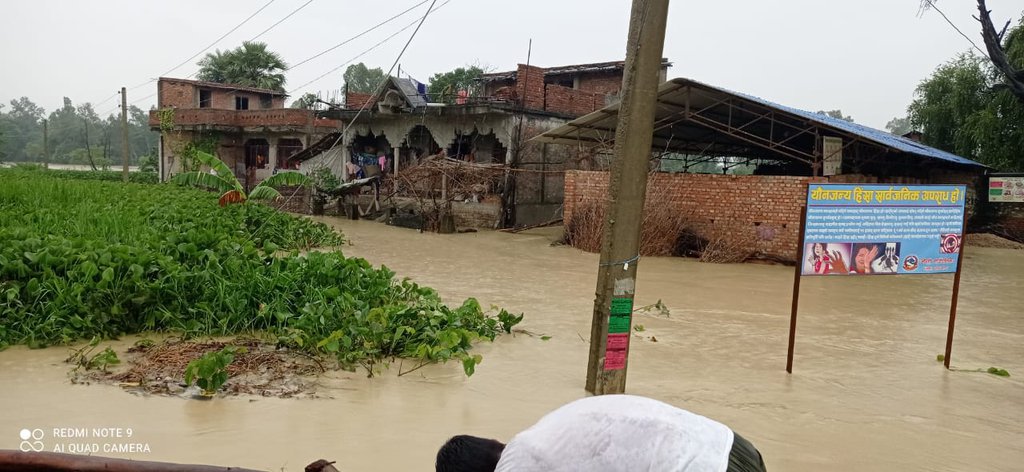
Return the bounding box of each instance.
[148,77,342,189]
[295,59,671,227]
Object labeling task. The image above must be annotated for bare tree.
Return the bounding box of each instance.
[976,0,1024,102]
[921,0,1024,103]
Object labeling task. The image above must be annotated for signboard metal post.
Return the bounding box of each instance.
[943,210,970,369]
[787,204,808,373]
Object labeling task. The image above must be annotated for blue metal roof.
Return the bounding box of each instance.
[690,79,985,168]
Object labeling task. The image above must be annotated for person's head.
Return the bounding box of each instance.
[435,435,505,472]
[855,246,872,272]
[812,243,825,258]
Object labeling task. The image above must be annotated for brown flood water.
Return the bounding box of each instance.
[1,218,1022,471]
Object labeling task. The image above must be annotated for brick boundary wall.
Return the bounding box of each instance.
[564,170,983,262]
[565,171,813,261]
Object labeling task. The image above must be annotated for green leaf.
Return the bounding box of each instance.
[259,171,310,189]
[170,171,236,193]
[247,185,283,201]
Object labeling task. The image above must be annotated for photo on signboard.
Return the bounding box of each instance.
[849,242,900,274]
[803,242,852,275]
[872,242,901,273]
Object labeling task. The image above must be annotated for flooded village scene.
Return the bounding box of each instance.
[2,1,1023,471]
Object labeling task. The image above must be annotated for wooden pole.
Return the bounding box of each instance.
[42,119,49,169]
[585,0,670,395]
[121,87,130,182]
[943,210,970,369]
[787,204,809,373]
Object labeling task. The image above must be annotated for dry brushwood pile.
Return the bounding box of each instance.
[71,338,323,398]
[563,178,757,263]
[393,156,506,229]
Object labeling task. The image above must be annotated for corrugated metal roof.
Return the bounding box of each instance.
[391,77,427,108]
[700,79,982,167]
[535,77,985,168]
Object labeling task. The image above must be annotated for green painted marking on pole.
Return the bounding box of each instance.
[611,298,633,315]
[609,314,631,333]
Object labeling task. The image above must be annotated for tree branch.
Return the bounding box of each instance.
[977,0,1024,103]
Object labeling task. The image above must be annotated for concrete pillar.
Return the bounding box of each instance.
[268,136,279,170]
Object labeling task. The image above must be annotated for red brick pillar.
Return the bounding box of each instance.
[516,64,546,110]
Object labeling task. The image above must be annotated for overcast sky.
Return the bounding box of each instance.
[0,0,1012,129]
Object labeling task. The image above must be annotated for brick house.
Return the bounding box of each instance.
[296,59,671,227]
[148,77,342,189]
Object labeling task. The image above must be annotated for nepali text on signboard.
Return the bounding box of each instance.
[802,184,966,276]
[989,176,1024,203]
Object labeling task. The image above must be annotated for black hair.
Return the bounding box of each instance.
[435,435,506,472]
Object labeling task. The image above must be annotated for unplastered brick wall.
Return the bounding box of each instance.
[544,84,604,116]
[452,201,501,228]
[564,171,815,261]
[577,72,623,96]
[160,81,196,108]
[268,186,311,214]
[516,64,546,110]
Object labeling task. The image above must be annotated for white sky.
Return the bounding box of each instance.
[0,0,1011,128]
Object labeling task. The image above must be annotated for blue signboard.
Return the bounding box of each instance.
[802,184,966,276]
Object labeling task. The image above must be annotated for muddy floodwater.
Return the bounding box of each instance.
[2,219,1022,471]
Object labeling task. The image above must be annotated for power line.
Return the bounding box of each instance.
[920,0,987,56]
[134,0,432,107]
[159,0,278,79]
[250,0,316,41]
[201,0,445,103]
[289,0,448,95]
[289,0,429,71]
[316,0,442,172]
[87,0,281,107]
[92,92,121,109]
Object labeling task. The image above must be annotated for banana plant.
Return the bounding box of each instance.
[170,150,310,206]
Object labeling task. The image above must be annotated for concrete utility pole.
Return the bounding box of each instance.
[121,87,130,182]
[42,119,49,169]
[585,0,670,395]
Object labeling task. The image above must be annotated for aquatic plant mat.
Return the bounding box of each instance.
[2,168,521,378]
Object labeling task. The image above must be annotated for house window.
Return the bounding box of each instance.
[199,90,212,108]
[235,96,249,110]
[260,94,273,109]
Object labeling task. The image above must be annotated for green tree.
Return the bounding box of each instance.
[171,150,310,206]
[815,109,854,122]
[197,41,288,92]
[1,97,45,162]
[885,116,914,135]
[290,92,320,109]
[427,65,485,102]
[343,63,386,94]
[908,50,1024,171]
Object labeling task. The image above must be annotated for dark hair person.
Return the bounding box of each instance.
[435,435,506,472]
